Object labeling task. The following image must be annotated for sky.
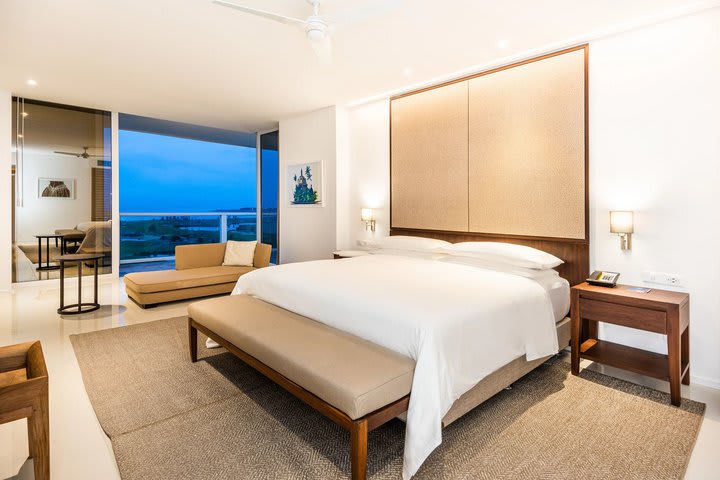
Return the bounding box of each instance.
[119,130,260,213]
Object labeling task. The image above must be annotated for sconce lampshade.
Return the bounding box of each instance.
[361,208,374,221]
[610,211,634,234]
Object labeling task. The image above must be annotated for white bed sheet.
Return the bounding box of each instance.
[231,255,559,479]
[528,271,570,322]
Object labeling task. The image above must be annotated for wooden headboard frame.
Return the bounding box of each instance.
[390,45,589,287]
[389,228,589,287]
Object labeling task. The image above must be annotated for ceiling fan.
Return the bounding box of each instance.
[54,146,106,159]
[213,0,402,64]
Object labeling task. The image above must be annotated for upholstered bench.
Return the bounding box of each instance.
[125,242,271,308]
[188,294,415,479]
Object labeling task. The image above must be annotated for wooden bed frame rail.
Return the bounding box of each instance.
[188,318,410,480]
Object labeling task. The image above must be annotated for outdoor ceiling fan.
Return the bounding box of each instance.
[53,146,106,159]
[213,0,402,64]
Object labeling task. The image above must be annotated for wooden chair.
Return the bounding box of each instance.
[0,341,49,480]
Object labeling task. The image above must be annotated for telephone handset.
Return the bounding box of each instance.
[586,270,620,287]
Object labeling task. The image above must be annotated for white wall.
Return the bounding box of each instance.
[589,8,720,387]
[337,100,390,250]
[0,91,11,291]
[14,153,93,244]
[279,106,339,263]
[336,8,720,387]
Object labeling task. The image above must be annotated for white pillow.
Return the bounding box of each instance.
[369,248,447,261]
[439,255,559,278]
[441,242,563,269]
[377,235,450,252]
[222,240,257,267]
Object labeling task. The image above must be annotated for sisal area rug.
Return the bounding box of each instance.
[70,317,705,480]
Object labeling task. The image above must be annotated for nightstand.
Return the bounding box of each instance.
[333,250,370,259]
[571,282,690,406]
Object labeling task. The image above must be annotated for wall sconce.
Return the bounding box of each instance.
[610,211,634,250]
[361,208,375,232]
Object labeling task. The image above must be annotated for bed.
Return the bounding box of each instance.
[228,248,574,479]
[192,45,588,479]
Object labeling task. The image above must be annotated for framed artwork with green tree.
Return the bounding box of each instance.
[287,162,322,206]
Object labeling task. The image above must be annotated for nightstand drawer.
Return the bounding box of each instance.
[580,298,666,334]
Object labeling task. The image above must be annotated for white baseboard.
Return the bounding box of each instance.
[691,374,720,390]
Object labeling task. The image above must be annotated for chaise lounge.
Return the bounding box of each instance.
[124,242,271,308]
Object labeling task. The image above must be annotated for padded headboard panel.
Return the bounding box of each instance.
[468,48,586,239]
[390,46,589,286]
[390,81,469,231]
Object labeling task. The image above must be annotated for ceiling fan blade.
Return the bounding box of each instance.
[54,151,81,157]
[212,0,306,27]
[326,0,404,27]
[310,36,333,66]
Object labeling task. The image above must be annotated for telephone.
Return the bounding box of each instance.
[586,270,620,287]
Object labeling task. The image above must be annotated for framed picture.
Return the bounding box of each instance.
[287,162,322,206]
[38,178,75,199]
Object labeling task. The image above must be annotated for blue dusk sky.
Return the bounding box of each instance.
[119,130,258,213]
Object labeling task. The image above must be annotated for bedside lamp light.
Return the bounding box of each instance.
[610,211,633,250]
[361,208,375,232]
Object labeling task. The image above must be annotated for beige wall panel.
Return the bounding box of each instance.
[468,49,586,239]
[391,81,469,231]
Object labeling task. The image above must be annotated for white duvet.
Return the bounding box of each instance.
[232,255,559,479]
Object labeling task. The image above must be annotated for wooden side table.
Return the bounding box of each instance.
[333,250,370,259]
[571,282,690,406]
[57,253,103,315]
[0,341,49,480]
[35,234,63,271]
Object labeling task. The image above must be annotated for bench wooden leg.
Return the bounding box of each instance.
[351,419,368,480]
[188,319,198,363]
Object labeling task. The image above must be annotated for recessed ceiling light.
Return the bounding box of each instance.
[27,79,37,86]
[21,112,29,117]
[17,134,24,138]
[497,40,509,49]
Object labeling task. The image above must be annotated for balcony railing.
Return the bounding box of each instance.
[119,212,258,263]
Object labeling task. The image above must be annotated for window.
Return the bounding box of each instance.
[260,131,279,264]
[118,115,257,273]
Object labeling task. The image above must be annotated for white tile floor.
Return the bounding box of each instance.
[0,278,718,479]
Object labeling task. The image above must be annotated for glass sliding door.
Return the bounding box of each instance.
[11,98,112,283]
[260,131,279,264]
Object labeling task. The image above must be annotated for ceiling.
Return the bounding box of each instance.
[0,0,712,132]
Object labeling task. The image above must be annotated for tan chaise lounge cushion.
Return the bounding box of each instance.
[124,266,254,294]
[189,295,415,420]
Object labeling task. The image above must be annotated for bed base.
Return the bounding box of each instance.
[442,316,571,426]
[189,318,409,480]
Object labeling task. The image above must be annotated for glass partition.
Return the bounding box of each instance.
[11,98,112,283]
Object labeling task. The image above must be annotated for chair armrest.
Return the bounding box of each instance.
[253,243,272,268]
[0,341,47,378]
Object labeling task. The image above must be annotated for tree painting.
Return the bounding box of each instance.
[289,162,321,205]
